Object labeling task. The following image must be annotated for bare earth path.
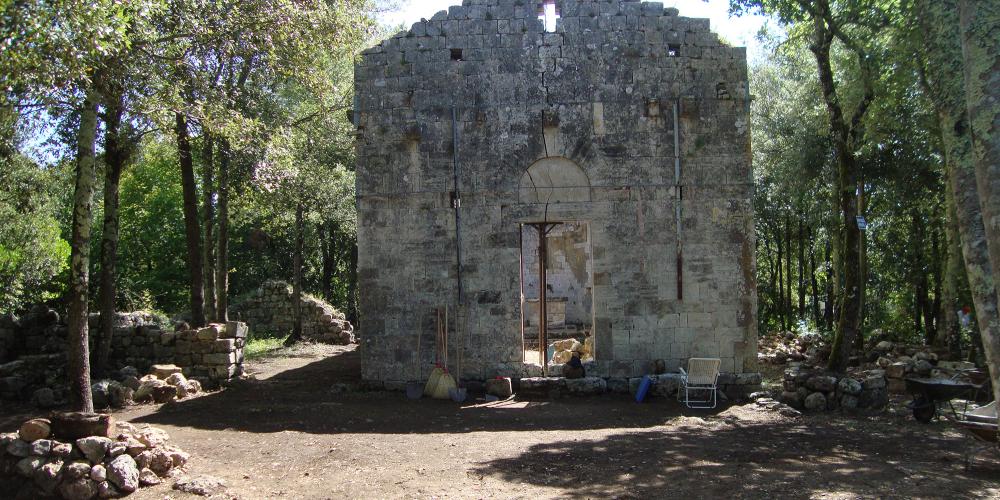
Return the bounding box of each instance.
[5,345,1000,498]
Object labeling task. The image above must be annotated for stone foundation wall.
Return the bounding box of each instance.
[780,366,888,411]
[232,281,355,344]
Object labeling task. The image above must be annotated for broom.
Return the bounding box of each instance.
[423,308,445,396]
[431,305,457,399]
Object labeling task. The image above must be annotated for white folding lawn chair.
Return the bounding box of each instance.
[678,358,722,409]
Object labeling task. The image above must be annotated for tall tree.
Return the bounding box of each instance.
[66,85,101,412]
[957,0,1000,425]
[175,111,206,327]
[96,78,132,376]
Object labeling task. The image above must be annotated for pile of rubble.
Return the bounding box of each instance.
[89,364,204,411]
[758,331,827,365]
[869,341,977,394]
[548,337,594,364]
[0,413,189,499]
[780,365,889,411]
[232,280,355,345]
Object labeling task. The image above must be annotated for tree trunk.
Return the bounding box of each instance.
[858,177,868,341]
[96,88,127,376]
[958,0,1000,434]
[785,215,793,323]
[825,241,834,330]
[777,225,786,331]
[930,223,942,344]
[798,217,806,317]
[215,139,231,322]
[319,222,333,302]
[809,228,821,325]
[285,202,305,346]
[942,189,964,358]
[176,112,205,327]
[67,85,101,413]
[808,12,869,371]
[914,208,930,341]
[202,133,216,322]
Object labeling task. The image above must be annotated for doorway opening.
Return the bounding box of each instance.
[520,221,594,369]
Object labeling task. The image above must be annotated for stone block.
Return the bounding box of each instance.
[565,377,606,395]
[213,339,236,353]
[196,326,220,341]
[204,352,236,365]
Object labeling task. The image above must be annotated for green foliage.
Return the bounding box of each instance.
[244,331,289,360]
[115,139,190,312]
[0,156,71,312]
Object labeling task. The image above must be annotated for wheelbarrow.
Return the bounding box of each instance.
[905,377,981,423]
[957,402,998,470]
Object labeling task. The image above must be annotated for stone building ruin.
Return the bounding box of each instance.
[354,0,758,388]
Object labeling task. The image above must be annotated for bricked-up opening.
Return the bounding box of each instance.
[450,48,463,61]
[520,222,594,369]
[538,0,560,33]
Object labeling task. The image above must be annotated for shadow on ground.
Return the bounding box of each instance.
[468,418,998,498]
[134,349,693,435]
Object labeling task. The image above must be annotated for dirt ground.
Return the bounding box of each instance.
[4,345,1000,499]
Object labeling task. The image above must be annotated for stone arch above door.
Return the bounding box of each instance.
[518,157,591,203]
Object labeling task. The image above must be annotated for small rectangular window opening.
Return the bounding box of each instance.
[668,44,680,57]
[538,0,560,33]
[450,48,463,61]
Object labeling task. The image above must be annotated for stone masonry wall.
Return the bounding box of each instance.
[232,281,355,344]
[355,0,757,384]
[0,305,245,405]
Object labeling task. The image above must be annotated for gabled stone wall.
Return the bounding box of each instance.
[355,0,757,384]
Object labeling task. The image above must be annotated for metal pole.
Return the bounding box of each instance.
[539,224,548,369]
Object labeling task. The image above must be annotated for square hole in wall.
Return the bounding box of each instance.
[450,48,463,61]
[668,44,680,57]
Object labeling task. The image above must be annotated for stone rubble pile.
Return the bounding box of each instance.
[0,415,189,499]
[868,340,978,394]
[758,331,826,365]
[89,364,204,411]
[547,337,594,364]
[233,281,355,345]
[780,365,889,411]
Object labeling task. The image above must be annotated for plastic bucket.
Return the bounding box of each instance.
[449,387,468,403]
[405,382,423,400]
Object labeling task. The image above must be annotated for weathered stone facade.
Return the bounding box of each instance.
[231,281,355,345]
[354,0,757,384]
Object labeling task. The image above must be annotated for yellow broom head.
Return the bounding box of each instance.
[431,370,457,400]
[424,366,444,396]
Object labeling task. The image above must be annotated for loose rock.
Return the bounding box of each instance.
[138,467,161,486]
[18,418,51,442]
[59,477,99,500]
[106,454,139,493]
[804,392,827,410]
[173,475,226,496]
[76,436,112,464]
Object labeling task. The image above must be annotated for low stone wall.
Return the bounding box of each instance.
[510,372,763,400]
[0,305,246,406]
[780,365,888,411]
[232,281,355,344]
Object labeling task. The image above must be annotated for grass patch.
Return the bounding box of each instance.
[245,335,289,360]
